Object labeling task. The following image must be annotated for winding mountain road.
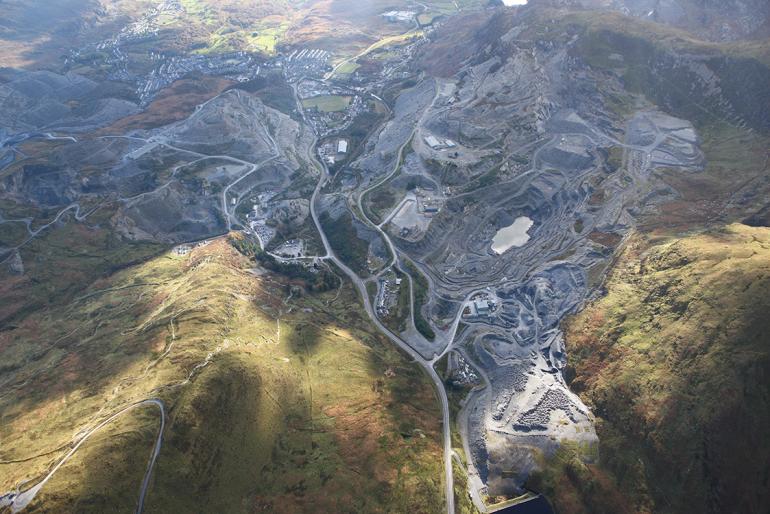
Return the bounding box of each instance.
[5,399,165,514]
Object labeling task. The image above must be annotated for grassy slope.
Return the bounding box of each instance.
[0,205,165,326]
[650,122,770,231]
[1,238,443,513]
[537,224,770,514]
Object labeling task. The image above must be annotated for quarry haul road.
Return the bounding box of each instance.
[4,399,165,514]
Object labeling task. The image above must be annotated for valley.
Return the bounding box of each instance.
[1,1,769,513]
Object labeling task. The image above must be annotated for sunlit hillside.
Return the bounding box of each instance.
[1,238,444,513]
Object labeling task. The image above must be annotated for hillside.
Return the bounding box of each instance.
[536,224,770,514]
[606,0,770,41]
[0,238,444,513]
[2,0,770,511]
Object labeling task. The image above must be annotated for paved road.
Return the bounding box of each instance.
[135,400,166,514]
[309,154,456,514]
[339,79,466,513]
[5,399,165,514]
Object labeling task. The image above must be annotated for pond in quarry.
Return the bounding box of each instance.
[491,216,534,255]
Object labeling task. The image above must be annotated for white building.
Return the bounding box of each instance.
[337,140,348,154]
[474,299,491,315]
[424,135,441,149]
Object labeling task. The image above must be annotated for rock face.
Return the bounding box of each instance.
[7,250,23,275]
[0,83,315,246]
[617,0,770,40]
[0,69,139,135]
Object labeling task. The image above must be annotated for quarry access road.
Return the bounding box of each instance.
[309,152,455,514]
[0,202,95,269]
[339,81,456,512]
[294,71,454,513]
[100,132,281,232]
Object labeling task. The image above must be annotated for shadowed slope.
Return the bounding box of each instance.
[541,224,770,514]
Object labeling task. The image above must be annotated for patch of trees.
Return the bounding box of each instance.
[403,261,435,341]
[230,236,339,292]
[319,212,370,275]
[228,72,296,116]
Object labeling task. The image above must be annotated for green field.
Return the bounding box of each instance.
[335,61,360,75]
[302,95,352,112]
[418,12,442,26]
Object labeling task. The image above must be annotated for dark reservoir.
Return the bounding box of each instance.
[495,495,554,514]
